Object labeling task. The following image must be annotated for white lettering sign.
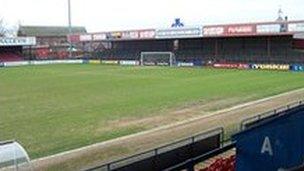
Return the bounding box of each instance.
[261,136,273,156]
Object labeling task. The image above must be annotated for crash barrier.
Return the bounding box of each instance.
[87,128,225,171]
[234,101,304,171]
[87,100,304,171]
[240,100,304,130]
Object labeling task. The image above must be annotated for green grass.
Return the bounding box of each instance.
[1,64,304,159]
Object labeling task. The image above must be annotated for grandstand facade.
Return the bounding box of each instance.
[18,26,87,59]
[0,37,36,62]
[70,20,304,64]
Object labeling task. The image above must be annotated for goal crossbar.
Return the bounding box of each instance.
[140,51,175,67]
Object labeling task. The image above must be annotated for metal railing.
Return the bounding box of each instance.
[240,100,304,130]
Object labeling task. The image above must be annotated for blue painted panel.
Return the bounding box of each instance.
[233,107,304,171]
[291,64,304,72]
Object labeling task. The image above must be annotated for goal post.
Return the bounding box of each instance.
[140,52,176,67]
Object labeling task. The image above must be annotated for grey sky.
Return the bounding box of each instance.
[0,0,303,32]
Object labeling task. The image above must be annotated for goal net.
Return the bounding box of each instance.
[140,52,176,66]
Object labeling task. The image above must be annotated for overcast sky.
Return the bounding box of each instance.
[0,0,304,32]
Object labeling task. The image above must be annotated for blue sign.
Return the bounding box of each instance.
[291,64,304,71]
[233,105,304,171]
[171,18,184,28]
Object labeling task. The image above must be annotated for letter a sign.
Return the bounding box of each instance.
[261,136,273,156]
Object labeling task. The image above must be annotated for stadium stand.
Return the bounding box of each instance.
[199,155,236,171]
[0,46,23,62]
[70,20,304,65]
[18,26,86,59]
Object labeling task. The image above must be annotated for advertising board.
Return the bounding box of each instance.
[93,33,107,41]
[139,30,156,39]
[101,60,119,65]
[203,24,256,36]
[156,62,169,66]
[0,37,36,46]
[291,64,304,71]
[226,25,255,35]
[89,60,101,64]
[121,31,140,39]
[256,24,281,33]
[156,27,202,39]
[251,64,290,71]
[4,61,30,67]
[68,35,80,43]
[288,22,304,32]
[203,26,225,36]
[106,32,122,39]
[177,62,194,67]
[213,63,249,69]
[119,60,139,65]
[79,34,92,42]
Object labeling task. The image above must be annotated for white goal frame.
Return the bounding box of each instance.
[140,52,176,67]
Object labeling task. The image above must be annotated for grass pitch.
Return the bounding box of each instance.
[1,64,304,159]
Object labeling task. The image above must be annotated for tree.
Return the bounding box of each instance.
[0,18,19,37]
[0,18,8,37]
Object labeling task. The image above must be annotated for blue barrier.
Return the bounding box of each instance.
[233,103,304,171]
[193,60,203,66]
[291,64,304,72]
[177,62,194,67]
[82,59,90,64]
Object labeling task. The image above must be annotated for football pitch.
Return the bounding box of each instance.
[1,64,304,159]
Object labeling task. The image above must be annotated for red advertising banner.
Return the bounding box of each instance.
[203,24,256,37]
[213,63,249,69]
[226,25,256,35]
[203,26,225,36]
[139,30,156,39]
[68,35,80,43]
[122,31,140,39]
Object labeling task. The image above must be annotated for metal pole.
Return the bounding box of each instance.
[68,0,72,58]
